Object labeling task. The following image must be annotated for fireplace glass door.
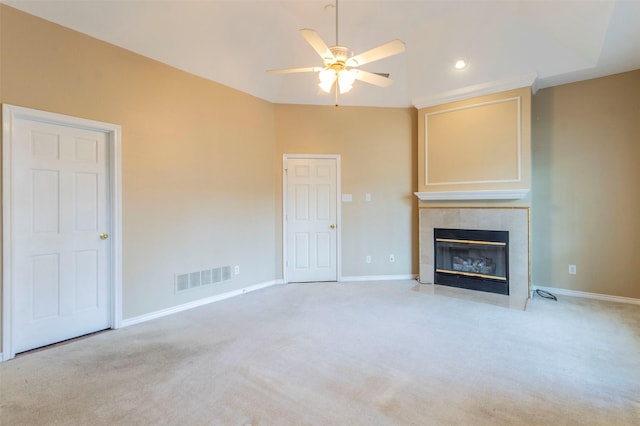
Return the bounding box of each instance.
[434,228,509,295]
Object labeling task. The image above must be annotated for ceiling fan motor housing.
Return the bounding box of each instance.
[326,46,351,67]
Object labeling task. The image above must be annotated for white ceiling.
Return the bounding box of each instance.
[4,0,640,107]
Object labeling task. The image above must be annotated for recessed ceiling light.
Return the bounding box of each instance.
[454,59,468,70]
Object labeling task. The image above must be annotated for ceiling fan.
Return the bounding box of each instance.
[267,0,405,98]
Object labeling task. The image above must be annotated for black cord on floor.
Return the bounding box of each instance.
[535,289,557,301]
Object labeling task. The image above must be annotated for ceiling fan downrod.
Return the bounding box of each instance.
[335,0,339,46]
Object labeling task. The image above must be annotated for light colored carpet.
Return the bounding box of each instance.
[1,280,639,425]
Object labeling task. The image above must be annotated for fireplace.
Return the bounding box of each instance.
[434,228,509,295]
[419,208,529,309]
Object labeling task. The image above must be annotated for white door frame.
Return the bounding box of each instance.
[2,104,123,361]
[282,154,342,283]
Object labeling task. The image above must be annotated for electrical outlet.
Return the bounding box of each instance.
[366,255,371,264]
[389,254,395,263]
[568,264,576,275]
[234,265,240,275]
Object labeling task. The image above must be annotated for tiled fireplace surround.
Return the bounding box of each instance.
[419,207,530,309]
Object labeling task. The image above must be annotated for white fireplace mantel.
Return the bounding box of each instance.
[414,189,529,201]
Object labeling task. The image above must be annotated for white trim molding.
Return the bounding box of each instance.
[121,280,285,328]
[2,104,122,362]
[415,189,529,201]
[532,285,640,306]
[413,73,538,109]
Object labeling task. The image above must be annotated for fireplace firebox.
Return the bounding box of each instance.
[434,228,509,295]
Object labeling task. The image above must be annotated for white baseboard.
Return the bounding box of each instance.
[532,285,640,306]
[121,279,285,328]
[340,274,417,283]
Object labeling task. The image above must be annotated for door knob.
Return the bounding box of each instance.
[330,224,336,229]
[100,233,109,240]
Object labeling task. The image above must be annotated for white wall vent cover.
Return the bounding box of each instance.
[222,266,232,281]
[201,269,212,285]
[176,274,190,292]
[212,267,222,283]
[175,265,233,293]
[189,272,201,288]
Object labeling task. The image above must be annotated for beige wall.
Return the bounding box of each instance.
[532,70,640,299]
[0,6,278,323]
[274,105,418,277]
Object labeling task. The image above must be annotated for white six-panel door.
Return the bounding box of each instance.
[11,117,111,353]
[286,157,338,282]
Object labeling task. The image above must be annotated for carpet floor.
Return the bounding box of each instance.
[1,280,639,425]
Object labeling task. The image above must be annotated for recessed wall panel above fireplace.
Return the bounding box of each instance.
[416,86,532,198]
[427,99,521,186]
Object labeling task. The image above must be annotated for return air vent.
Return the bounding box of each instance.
[176,274,189,292]
[222,266,231,281]
[201,269,212,285]
[212,267,222,283]
[175,265,233,293]
[189,272,201,288]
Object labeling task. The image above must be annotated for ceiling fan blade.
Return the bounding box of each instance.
[299,29,335,61]
[267,67,323,74]
[347,39,405,67]
[355,70,394,88]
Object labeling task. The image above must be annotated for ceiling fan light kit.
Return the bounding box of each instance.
[267,0,405,101]
[318,63,358,94]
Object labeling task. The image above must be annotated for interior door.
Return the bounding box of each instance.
[286,157,338,282]
[11,116,111,353]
